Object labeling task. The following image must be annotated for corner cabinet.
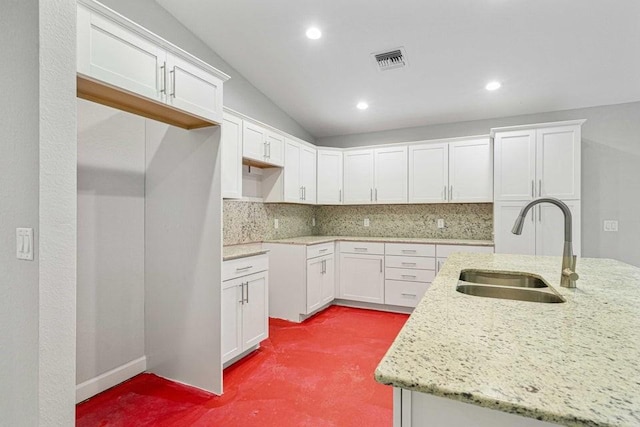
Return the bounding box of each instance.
[222,255,269,365]
[317,149,344,204]
[76,0,229,129]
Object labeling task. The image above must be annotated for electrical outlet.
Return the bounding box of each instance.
[364,218,370,227]
[603,220,618,232]
[437,219,445,229]
[274,218,279,229]
[312,217,316,227]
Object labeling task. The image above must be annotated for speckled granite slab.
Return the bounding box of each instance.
[375,253,640,426]
[265,235,494,247]
[222,243,268,261]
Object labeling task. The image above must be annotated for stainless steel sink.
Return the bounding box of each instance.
[459,270,548,288]
[456,284,565,303]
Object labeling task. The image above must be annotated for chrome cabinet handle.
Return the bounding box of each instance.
[300,186,304,200]
[319,248,328,252]
[239,282,246,304]
[380,259,383,273]
[539,205,542,223]
[401,249,416,253]
[236,265,253,271]
[401,293,417,298]
[339,189,342,202]
[370,188,373,202]
[375,188,378,201]
[538,179,542,197]
[303,186,306,201]
[531,180,534,198]
[401,274,417,279]
[268,141,272,158]
[354,247,368,251]
[169,68,176,98]
[245,281,249,303]
[401,262,416,266]
[160,62,167,94]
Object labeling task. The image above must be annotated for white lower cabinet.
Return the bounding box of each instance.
[339,242,385,303]
[394,388,557,427]
[222,256,269,364]
[384,244,435,308]
[306,254,335,313]
[263,242,335,322]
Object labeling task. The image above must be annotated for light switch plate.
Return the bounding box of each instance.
[364,218,370,227]
[16,228,34,261]
[603,220,618,232]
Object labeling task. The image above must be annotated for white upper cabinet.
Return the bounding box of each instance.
[448,138,493,202]
[407,137,492,204]
[343,149,375,204]
[493,121,582,202]
[536,126,581,200]
[408,143,448,203]
[493,130,536,201]
[242,121,284,167]
[221,112,243,199]
[374,146,408,204]
[300,145,317,204]
[76,1,228,128]
[165,53,223,124]
[536,200,581,257]
[283,139,302,202]
[317,149,343,204]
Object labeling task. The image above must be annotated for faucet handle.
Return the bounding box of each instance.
[562,267,579,281]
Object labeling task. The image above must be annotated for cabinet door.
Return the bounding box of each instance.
[494,202,536,255]
[77,6,164,102]
[374,146,408,203]
[242,272,269,349]
[283,139,302,202]
[300,145,317,204]
[493,130,536,201]
[408,143,448,203]
[536,126,581,200]
[221,278,243,363]
[306,257,324,314]
[321,256,336,305]
[242,121,267,162]
[317,150,343,204]
[166,53,223,124]
[222,112,243,199]
[265,131,285,167]
[343,149,375,204]
[449,138,493,202]
[536,200,581,257]
[339,254,384,303]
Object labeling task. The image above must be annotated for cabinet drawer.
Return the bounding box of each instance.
[385,243,435,257]
[385,268,435,283]
[307,242,335,259]
[385,255,435,270]
[385,280,430,308]
[223,254,268,281]
[340,241,385,255]
[436,244,494,258]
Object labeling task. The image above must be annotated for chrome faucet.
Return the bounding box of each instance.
[511,197,579,288]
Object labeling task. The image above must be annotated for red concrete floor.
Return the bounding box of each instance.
[76,306,409,426]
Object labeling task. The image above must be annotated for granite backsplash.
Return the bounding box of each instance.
[224,200,493,245]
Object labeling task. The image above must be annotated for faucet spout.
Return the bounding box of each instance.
[511,197,578,288]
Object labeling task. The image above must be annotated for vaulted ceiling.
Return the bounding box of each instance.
[156,0,640,138]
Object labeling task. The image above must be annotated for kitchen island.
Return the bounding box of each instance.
[375,253,640,426]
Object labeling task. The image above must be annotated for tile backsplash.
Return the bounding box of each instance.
[223,200,316,245]
[224,200,493,245]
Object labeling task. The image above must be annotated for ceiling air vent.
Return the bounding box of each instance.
[372,47,407,71]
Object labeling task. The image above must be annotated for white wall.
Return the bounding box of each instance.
[318,102,640,267]
[98,0,315,143]
[145,121,223,394]
[76,99,146,385]
[1,1,77,425]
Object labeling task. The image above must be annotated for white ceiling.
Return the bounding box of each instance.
[156,0,640,138]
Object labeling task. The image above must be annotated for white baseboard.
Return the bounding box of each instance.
[76,356,147,403]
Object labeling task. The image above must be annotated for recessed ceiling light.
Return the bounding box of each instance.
[356,101,369,110]
[305,27,322,40]
[485,81,501,91]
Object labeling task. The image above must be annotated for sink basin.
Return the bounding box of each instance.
[459,270,548,288]
[456,284,565,303]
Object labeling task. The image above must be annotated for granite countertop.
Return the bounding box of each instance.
[375,253,640,426]
[264,235,494,246]
[222,243,268,261]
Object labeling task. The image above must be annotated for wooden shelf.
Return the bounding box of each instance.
[77,75,218,130]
